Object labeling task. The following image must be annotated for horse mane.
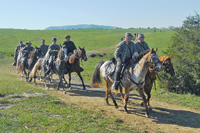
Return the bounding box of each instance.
[56,50,61,62]
[44,49,50,59]
[29,50,35,60]
[134,49,150,63]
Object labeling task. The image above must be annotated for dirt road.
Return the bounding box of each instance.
[32,74,200,133]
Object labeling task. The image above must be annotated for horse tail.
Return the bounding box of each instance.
[30,58,43,76]
[16,62,23,74]
[91,61,105,87]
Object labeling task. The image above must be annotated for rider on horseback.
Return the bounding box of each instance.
[62,35,84,72]
[45,37,60,75]
[12,40,26,66]
[21,41,34,70]
[39,39,49,56]
[112,32,138,90]
[135,34,150,54]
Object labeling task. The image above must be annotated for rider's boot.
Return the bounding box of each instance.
[111,72,120,90]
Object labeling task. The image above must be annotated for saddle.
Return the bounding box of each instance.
[106,57,132,77]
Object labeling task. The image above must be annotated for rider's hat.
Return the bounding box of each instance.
[19,40,22,43]
[65,35,71,39]
[138,34,145,38]
[26,41,32,45]
[125,32,133,37]
[41,39,45,42]
[52,37,57,41]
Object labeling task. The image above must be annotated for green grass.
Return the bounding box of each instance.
[1,28,200,132]
[0,61,141,132]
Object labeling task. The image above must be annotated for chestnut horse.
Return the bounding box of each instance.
[91,49,164,117]
[65,46,87,90]
[120,55,176,110]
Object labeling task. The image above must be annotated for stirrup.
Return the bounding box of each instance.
[111,81,119,90]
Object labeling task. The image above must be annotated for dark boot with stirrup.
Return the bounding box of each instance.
[111,72,120,90]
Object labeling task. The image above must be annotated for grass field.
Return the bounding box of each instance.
[1,28,200,132]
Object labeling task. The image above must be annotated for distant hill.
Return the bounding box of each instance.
[44,24,121,30]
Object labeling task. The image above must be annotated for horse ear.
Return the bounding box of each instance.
[60,44,62,48]
[83,46,85,49]
[35,46,36,48]
[155,48,158,52]
[150,48,154,54]
[79,46,81,49]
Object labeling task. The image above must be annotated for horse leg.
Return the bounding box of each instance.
[142,85,152,111]
[124,89,130,112]
[77,71,86,90]
[137,88,149,117]
[68,72,71,90]
[33,72,37,85]
[44,73,48,89]
[39,70,42,81]
[108,89,118,108]
[119,85,124,101]
[62,75,68,86]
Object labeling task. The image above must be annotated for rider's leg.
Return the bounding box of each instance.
[12,53,18,66]
[111,60,122,90]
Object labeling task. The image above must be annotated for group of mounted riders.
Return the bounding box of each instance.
[12,35,81,75]
[12,32,175,117]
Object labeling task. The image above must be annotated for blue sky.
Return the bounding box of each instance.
[0,0,199,30]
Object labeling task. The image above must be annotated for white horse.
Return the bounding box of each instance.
[91,48,163,117]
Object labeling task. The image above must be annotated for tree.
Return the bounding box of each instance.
[164,13,200,95]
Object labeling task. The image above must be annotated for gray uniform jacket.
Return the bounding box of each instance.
[48,44,60,56]
[114,41,137,63]
[14,44,26,56]
[39,44,49,55]
[135,40,150,54]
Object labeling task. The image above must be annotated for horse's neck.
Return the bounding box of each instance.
[131,54,149,81]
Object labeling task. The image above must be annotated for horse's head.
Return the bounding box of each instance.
[78,46,87,61]
[35,46,44,58]
[147,48,164,72]
[161,54,176,77]
[61,45,68,60]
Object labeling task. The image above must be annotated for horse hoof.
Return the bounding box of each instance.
[46,87,49,90]
[145,114,149,118]
[83,88,86,90]
[34,83,37,85]
[115,105,119,108]
[69,87,71,90]
[122,99,125,102]
[63,91,66,94]
[40,79,43,81]
[50,80,54,83]
[148,107,152,112]
[141,102,144,106]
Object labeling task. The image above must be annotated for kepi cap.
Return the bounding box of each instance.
[19,40,22,43]
[52,37,57,41]
[26,41,32,45]
[125,32,133,37]
[138,34,145,38]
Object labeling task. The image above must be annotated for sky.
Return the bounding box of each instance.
[0,0,200,30]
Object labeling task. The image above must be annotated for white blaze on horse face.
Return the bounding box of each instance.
[63,48,68,59]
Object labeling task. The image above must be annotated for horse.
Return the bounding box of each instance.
[120,54,176,110]
[64,46,87,90]
[141,54,176,109]
[40,46,69,91]
[16,47,44,81]
[91,48,164,117]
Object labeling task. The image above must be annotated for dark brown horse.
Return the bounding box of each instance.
[119,54,176,110]
[65,46,87,90]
